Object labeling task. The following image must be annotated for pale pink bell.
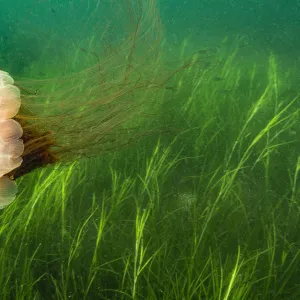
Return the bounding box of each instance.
[0,70,24,209]
[0,85,21,120]
[0,175,18,208]
[0,119,23,142]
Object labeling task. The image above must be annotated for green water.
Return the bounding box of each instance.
[0,0,300,299]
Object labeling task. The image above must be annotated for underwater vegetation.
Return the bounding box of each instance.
[1,0,300,299]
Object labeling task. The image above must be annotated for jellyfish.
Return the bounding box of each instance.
[0,0,209,209]
[0,71,24,207]
[0,0,166,208]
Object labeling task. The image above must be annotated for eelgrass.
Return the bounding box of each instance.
[1,37,300,300]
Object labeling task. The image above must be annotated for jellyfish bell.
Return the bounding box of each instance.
[0,70,24,209]
[0,71,14,87]
[0,82,21,120]
[0,156,23,177]
[0,138,24,159]
[0,119,23,143]
[0,175,18,209]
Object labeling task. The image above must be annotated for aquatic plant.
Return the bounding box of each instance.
[0,1,300,300]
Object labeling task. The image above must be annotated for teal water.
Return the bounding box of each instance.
[1,1,299,74]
